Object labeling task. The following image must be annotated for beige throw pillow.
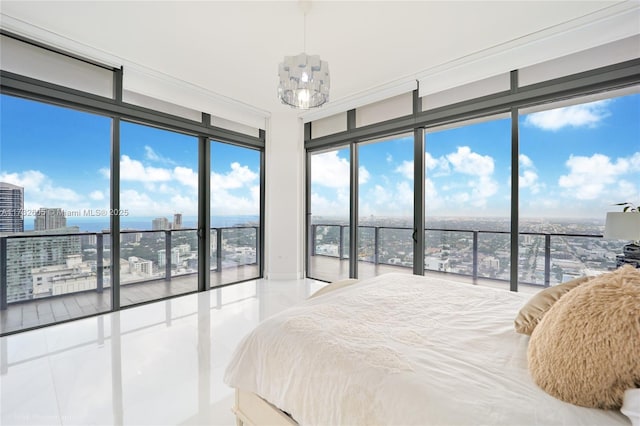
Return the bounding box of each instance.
[514,275,593,335]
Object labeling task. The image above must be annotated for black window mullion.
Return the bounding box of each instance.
[199,132,211,292]
[510,70,520,292]
[110,116,121,311]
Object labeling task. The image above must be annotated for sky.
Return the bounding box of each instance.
[311,92,640,220]
[0,94,260,229]
[1,92,639,230]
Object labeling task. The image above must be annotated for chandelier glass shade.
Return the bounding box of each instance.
[278,52,330,109]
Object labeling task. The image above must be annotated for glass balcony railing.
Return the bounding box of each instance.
[310,224,624,287]
[0,226,259,310]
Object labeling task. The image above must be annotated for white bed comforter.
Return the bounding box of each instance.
[224,273,630,425]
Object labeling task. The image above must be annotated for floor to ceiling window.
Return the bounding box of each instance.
[0,94,112,333]
[118,122,199,306]
[424,116,512,287]
[307,147,351,282]
[518,89,640,288]
[1,35,266,336]
[210,141,261,288]
[358,134,414,279]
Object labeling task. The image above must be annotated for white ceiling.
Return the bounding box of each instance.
[0,1,636,116]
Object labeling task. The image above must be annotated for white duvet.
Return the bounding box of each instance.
[224,273,630,425]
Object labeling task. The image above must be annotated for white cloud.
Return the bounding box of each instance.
[518,154,542,194]
[359,166,370,185]
[211,162,258,189]
[520,170,540,194]
[396,181,413,206]
[1,170,46,190]
[311,151,349,188]
[468,176,498,207]
[615,179,639,201]
[558,153,636,200]
[630,152,640,170]
[371,185,392,206]
[395,154,449,181]
[120,189,164,216]
[524,99,611,131]
[144,145,176,165]
[311,151,370,187]
[519,154,534,169]
[211,186,259,215]
[425,152,450,174]
[0,170,82,210]
[89,190,105,201]
[174,166,198,189]
[120,155,172,182]
[310,192,349,217]
[395,161,413,180]
[446,146,494,177]
[386,153,393,163]
[169,194,198,215]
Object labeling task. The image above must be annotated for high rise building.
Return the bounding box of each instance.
[173,213,182,230]
[5,226,81,303]
[34,208,67,231]
[0,182,24,233]
[152,217,170,230]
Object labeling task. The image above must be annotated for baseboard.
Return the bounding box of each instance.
[264,271,303,280]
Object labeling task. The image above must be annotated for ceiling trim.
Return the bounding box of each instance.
[300,79,417,123]
[300,1,640,123]
[0,13,271,129]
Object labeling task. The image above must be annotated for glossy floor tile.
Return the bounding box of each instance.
[0,278,326,426]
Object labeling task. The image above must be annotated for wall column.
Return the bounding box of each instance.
[264,109,305,279]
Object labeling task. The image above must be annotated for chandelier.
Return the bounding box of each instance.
[278,3,330,109]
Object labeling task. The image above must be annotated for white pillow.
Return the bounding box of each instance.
[622,389,640,426]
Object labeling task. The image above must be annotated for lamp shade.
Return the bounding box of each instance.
[604,212,640,240]
[278,53,330,109]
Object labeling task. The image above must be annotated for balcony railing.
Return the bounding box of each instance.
[310,224,621,286]
[0,226,259,310]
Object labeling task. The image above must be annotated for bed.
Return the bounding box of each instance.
[224,273,634,425]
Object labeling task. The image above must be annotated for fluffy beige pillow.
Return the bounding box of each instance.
[514,275,593,335]
[528,265,640,409]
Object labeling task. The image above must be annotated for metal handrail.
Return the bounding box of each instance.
[0,226,260,309]
[310,223,606,286]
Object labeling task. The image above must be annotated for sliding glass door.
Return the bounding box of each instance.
[119,122,199,306]
[210,141,261,287]
[518,89,640,290]
[424,116,512,287]
[0,94,111,333]
[358,134,414,279]
[307,147,351,282]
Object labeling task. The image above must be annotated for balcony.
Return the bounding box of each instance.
[0,226,259,335]
[309,223,622,290]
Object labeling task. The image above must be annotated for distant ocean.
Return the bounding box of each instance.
[23,215,259,232]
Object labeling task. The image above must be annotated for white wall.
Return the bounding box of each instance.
[264,110,305,280]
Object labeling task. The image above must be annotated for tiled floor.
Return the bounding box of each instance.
[0,277,326,426]
[0,264,543,426]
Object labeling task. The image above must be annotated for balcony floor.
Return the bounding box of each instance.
[0,266,259,335]
[2,257,546,336]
